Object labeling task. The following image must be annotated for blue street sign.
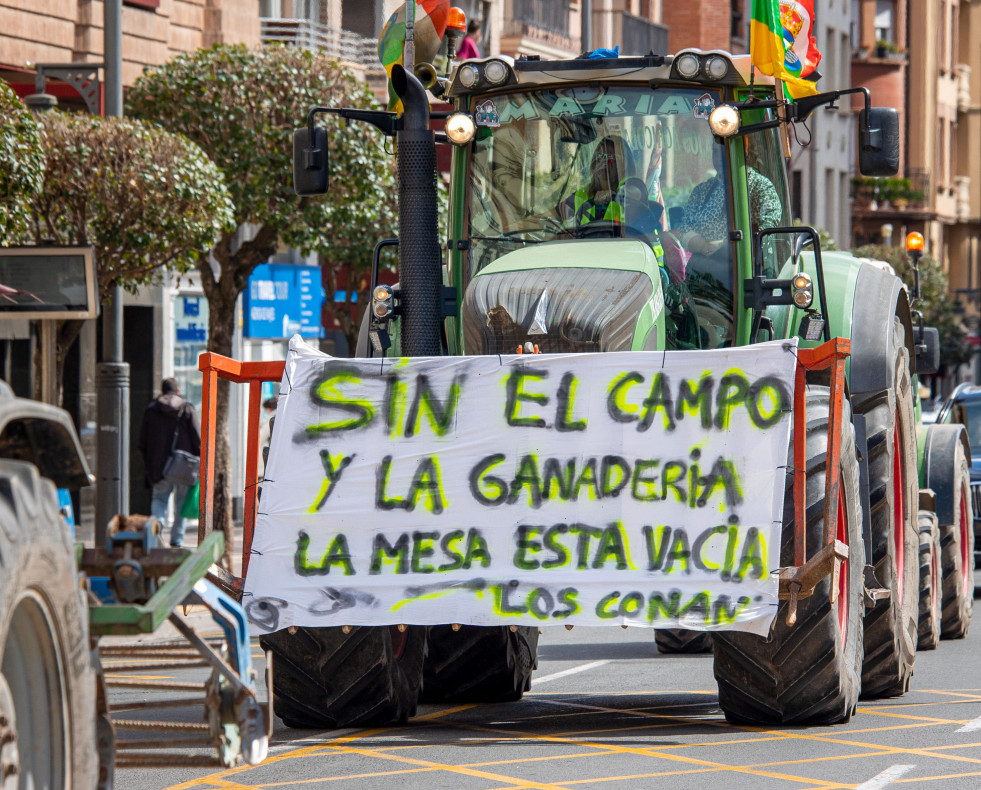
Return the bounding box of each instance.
[243,264,325,339]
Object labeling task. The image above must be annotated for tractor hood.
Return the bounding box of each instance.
[461,240,663,355]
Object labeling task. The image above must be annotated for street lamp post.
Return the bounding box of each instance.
[94,0,130,546]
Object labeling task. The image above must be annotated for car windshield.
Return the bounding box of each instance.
[467,85,738,348]
[950,399,981,450]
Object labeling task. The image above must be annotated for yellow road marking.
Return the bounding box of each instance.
[854,708,968,725]
[318,743,575,789]
[894,769,981,783]
[444,719,845,787]
[162,727,399,789]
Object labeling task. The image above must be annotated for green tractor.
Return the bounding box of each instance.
[283,46,971,727]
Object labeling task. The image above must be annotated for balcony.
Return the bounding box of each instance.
[503,0,579,54]
[958,63,972,113]
[260,17,378,69]
[620,13,668,56]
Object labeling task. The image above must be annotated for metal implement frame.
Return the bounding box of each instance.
[778,337,851,625]
[83,532,272,769]
[197,341,852,627]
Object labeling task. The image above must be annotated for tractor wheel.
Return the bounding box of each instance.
[917,511,942,651]
[853,318,919,698]
[260,624,426,729]
[0,460,97,789]
[421,625,539,703]
[654,629,713,654]
[712,387,865,725]
[939,441,973,639]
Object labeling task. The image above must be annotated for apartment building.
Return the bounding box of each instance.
[0,0,259,98]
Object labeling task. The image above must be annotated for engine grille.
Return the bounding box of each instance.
[462,267,653,355]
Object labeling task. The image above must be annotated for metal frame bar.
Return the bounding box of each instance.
[197,353,286,578]
[780,338,851,624]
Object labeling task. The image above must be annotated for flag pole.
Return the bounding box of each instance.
[773,77,793,159]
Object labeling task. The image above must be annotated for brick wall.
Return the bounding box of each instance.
[662,0,732,53]
[0,0,259,87]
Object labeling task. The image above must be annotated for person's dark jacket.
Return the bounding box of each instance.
[138,393,202,487]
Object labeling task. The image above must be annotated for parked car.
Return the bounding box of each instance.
[936,383,981,564]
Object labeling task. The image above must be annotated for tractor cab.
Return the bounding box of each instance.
[440,51,894,356]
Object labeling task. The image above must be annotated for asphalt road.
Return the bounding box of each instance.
[111,571,981,790]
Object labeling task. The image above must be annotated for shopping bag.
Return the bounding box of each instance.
[181,480,200,520]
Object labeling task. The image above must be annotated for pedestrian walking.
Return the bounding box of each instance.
[458,19,481,59]
[259,396,277,480]
[138,378,201,548]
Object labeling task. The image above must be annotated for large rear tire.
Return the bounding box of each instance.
[940,442,973,639]
[712,388,865,725]
[260,624,426,729]
[917,511,942,651]
[421,625,539,703]
[654,629,713,654]
[0,460,97,789]
[853,318,918,699]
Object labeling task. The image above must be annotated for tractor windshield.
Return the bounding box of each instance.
[467,85,741,348]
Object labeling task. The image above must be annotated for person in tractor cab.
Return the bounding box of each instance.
[677,140,782,258]
[559,135,664,241]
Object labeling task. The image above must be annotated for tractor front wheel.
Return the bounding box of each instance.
[711,387,865,725]
[260,625,426,729]
[854,318,918,699]
[421,625,539,703]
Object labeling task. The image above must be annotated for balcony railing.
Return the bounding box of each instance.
[512,0,571,36]
[260,17,378,68]
[504,0,578,51]
[620,13,668,56]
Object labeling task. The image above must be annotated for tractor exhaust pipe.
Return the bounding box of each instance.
[391,65,443,357]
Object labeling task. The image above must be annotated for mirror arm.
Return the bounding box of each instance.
[793,87,869,124]
[307,106,400,138]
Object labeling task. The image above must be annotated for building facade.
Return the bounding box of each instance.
[788,0,855,248]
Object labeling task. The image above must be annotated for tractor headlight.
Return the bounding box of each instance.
[372,285,395,319]
[704,55,730,80]
[484,59,509,85]
[709,105,740,137]
[458,64,480,88]
[445,113,476,145]
[791,272,813,309]
[675,53,700,79]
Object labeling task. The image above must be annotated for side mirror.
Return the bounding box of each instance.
[858,107,899,176]
[913,325,941,375]
[292,126,329,196]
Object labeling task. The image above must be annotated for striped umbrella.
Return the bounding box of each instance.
[378,0,451,110]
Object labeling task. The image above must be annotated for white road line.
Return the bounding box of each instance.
[531,660,610,686]
[854,764,916,789]
[956,714,981,733]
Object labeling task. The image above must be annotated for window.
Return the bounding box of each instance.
[124,0,160,8]
[874,0,894,42]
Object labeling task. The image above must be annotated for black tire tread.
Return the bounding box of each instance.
[853,319,918,699]
[917,511,941,651]
[260,625,426,729]
[939,445,973,639]
[0,460,96,788]
[655,629,713,654]
[421,625,539,703]
[712,389,865,725]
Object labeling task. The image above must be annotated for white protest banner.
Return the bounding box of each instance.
[243,337,798,636]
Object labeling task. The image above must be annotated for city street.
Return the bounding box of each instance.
[113,571,981,790]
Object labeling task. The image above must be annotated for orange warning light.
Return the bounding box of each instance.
[906,231,924,253]
[447,7,467,31]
